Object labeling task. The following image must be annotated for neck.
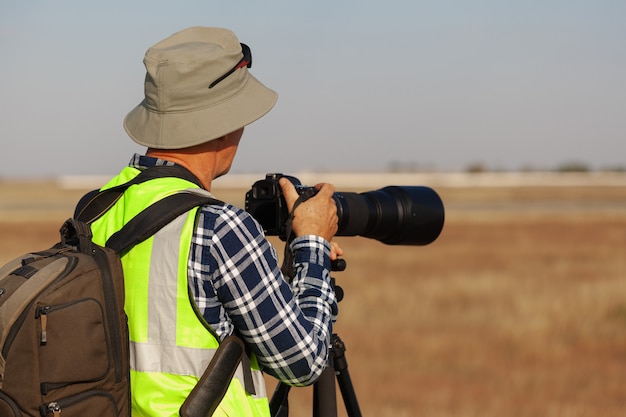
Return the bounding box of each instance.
[144,130,241,191]
[146,149,217,190]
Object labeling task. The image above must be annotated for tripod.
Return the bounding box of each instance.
[269,259,362,417]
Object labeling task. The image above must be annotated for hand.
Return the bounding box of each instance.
[279,178,339,242]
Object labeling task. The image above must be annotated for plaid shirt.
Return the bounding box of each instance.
[129,155,338,386]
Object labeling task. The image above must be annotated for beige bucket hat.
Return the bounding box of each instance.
[124,27,278,149]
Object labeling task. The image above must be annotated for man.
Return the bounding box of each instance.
[89,27,341,416]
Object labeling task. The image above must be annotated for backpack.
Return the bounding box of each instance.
[0,167,217,417]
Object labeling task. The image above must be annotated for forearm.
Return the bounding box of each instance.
[289,235,337,340]
[242,236,337,386]
[268,235,338,385]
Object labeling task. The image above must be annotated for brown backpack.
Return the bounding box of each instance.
[0,172,216,417]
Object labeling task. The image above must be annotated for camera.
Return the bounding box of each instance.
[245,173,444,246]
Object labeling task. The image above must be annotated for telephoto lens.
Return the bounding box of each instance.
[332,186,444,245]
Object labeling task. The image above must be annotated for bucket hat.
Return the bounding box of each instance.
[124,27,278,149]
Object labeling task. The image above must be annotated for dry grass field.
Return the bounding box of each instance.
[1,177,625,416]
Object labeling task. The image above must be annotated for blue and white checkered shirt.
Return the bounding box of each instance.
[130,155,338,386]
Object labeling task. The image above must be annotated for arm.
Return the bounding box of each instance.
[192,205,338,386]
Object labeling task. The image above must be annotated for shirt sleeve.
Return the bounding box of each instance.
[190,203,338,386]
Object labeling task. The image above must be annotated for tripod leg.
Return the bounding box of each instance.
[269,382,291,417]
[332,335,362,417]
[313,365,338,417]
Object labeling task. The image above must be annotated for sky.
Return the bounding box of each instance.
[1,1,625,178]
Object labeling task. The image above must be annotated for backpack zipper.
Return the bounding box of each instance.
[41,390,116,416]
[34,305,51,345]
[46,402,61,417]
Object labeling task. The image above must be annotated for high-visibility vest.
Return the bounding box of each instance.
[90,166,270,417]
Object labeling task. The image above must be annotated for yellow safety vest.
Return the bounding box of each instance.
[90,166,270,417]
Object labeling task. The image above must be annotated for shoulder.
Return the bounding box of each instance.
[197,201,265,237]
[194,201,278,264]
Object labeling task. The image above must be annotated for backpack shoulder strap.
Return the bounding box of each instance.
[105,191,221,254]
[74,165,203,224]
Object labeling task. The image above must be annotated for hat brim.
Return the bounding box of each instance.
[123,73,278,149]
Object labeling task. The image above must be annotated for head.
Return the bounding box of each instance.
[124,26,277,151]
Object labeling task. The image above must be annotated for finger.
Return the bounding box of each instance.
[330,242,344,260]
[313,183,336,198]
[278,178,300,211]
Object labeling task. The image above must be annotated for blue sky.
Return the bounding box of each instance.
[1,1,625,178]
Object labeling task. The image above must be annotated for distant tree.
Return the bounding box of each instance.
[388,161,421,172]
[556,161,590,172]
[520,164,538,172]
[466,162,487,173]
